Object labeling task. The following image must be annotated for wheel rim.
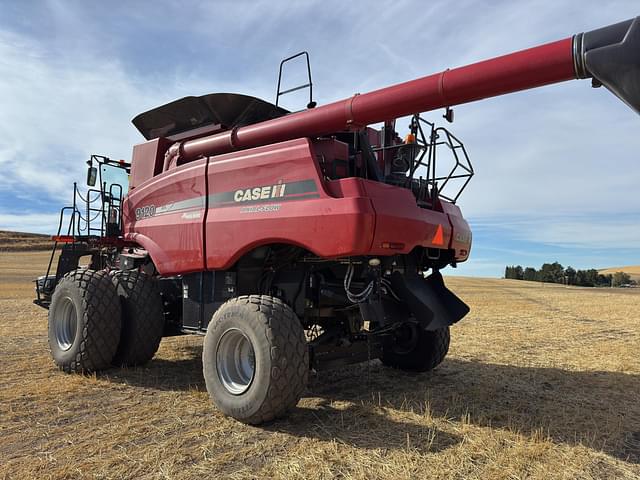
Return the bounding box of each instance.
[216,328,256,395]
[53,296,78,351]
[392,321,420,355]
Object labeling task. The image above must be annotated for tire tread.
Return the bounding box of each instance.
[111,270,164,366]
[204,295,308,424]
[49,269,121,373]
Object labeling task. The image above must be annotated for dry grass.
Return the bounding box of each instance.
[1,251,639,479]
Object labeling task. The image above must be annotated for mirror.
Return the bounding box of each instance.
[86,166,97,186]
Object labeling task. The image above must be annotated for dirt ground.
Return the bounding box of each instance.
[1,251,639,479]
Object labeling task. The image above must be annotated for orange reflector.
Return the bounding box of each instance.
[51,235,75,243]
[432,225,444,246]
[404,133,416,143]
[381,242,405,250]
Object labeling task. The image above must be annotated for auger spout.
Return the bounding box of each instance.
[574,17,640,114]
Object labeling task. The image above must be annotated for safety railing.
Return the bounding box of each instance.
[372,114,474,205]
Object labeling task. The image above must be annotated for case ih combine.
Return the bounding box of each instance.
[36,18,639,423]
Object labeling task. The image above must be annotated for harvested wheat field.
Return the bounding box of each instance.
[1,251,639,480]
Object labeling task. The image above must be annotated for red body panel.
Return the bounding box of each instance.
[123,159,207,275]
[122,139,473,274]
[362,181,451,255]
[204,139,376,270]
[441,202,471,262]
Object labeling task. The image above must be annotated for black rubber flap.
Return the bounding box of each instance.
[584,17,640,115]
[390,271,470,330]
[132,93,289,140]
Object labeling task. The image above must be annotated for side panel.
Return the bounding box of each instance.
[441,202,472,262]
[122,138,472,275]
[205,139,376,270]
[362,181,453,255]
[122,159,207,275]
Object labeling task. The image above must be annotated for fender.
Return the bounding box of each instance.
[124,232,175,276]
[390,270,470,330]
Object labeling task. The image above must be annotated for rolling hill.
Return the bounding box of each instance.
[0,231,53,252]
[599,266,640,282]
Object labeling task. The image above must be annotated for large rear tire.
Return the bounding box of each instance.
[382,323,450,372]
[111,270,165,367]
[48,269,122,373]
[202,295,308,424]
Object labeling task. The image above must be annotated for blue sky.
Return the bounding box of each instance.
[0,0,638,277]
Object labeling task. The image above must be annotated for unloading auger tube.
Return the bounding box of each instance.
[164,16,640,166]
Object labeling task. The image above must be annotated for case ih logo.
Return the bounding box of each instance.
[233,183,286,203]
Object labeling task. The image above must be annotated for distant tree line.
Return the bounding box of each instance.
[505,262,635,287]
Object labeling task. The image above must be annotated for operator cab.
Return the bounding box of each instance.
[86,155,130,237]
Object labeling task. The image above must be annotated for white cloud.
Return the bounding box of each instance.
[0,29,147,200]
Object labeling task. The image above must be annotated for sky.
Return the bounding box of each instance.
[0,0,638,277]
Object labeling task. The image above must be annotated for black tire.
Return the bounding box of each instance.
[111,270,165,367]
[48,269,122,373]
[202,295,308,424]
[382,323,450,372]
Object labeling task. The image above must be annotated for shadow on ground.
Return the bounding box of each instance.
[305,359,640,463]
[103,344,640,462]
[104,344,205,392]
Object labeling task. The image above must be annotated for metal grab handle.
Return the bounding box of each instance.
[275,51,316,109]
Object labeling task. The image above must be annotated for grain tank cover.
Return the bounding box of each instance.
[132,93,289,140]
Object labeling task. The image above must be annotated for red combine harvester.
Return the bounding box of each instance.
[36,18,639,423]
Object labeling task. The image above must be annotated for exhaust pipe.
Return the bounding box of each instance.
[574,17,640,114]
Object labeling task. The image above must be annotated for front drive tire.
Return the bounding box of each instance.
[48,269,122,373]
[111,270,165,367]
[202,295,308,424]
[382,324,450,372]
